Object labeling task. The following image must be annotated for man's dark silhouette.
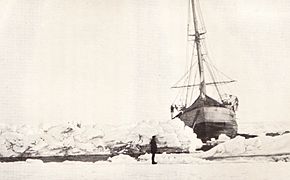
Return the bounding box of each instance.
[170,105,174,113]
[150,136,157,164]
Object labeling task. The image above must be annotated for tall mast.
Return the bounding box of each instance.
[191,0,206,98]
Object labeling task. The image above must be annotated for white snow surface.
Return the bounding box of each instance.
[0,119,202,157]
[123,119,203,151]
[202,133,290,158]
[1,120,290,158]
[108,154,138,164]
[1,161,290,180]
[1,121,290,180]
[0,124,109,157]
[139,153,207,164]
[238,121,290,135]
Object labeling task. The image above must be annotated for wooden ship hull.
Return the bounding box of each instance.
[180,106,237,142]
[171,0,239,142]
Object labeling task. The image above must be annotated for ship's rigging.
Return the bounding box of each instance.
[171,0,236,108]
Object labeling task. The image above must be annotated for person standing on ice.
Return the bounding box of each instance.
[150,136,158,164]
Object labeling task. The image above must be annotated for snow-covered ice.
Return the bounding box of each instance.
[1,160,290,180]
[1,120,290,180]
[139,153,207,164]
[202,133,290,158]
[0,119,202,157]
[238,121,290,135]
[1,119,290,160]
[108,154,138,164]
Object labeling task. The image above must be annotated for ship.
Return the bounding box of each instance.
[171,0,239,142]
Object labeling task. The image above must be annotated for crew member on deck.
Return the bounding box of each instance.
[229,95,239,111]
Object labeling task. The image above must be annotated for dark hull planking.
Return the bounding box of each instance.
[180,106,237,142]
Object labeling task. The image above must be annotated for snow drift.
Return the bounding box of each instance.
[202,133,290,158]
[0,119,202,157]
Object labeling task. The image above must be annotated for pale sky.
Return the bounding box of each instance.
[0,0,290,127]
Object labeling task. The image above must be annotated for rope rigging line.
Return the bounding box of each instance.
[181,74,190,106]
[204,59,234,98]
[204,60,223,101]
[187,0,192,38]
[199,33,235,96]
[172,47,198,106]
[200,40,234,81]
[205,56,235,95]
[203,49,233,81]
[172,85,183,105]
[200,40,224,96]
[172,0,237,106]
[171,75,189,106]
[185,42,197,106]
[171,80,236,89]
[189,68,198,104]
[196,0,207,33]
[206,59,227,96]
[171,60,197,88]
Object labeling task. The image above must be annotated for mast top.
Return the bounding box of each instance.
[191,0,206,98]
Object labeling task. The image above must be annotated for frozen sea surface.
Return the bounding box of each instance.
[1,121,290,179]
[1,161,290,180]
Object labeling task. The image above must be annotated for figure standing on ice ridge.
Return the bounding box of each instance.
[150,136,158,164]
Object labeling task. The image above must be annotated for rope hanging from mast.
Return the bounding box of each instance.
[172,0,237,107]
[204,60,223,101]
[185,43,197,106]
[191,0,206,98]
[189,69,198,104]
